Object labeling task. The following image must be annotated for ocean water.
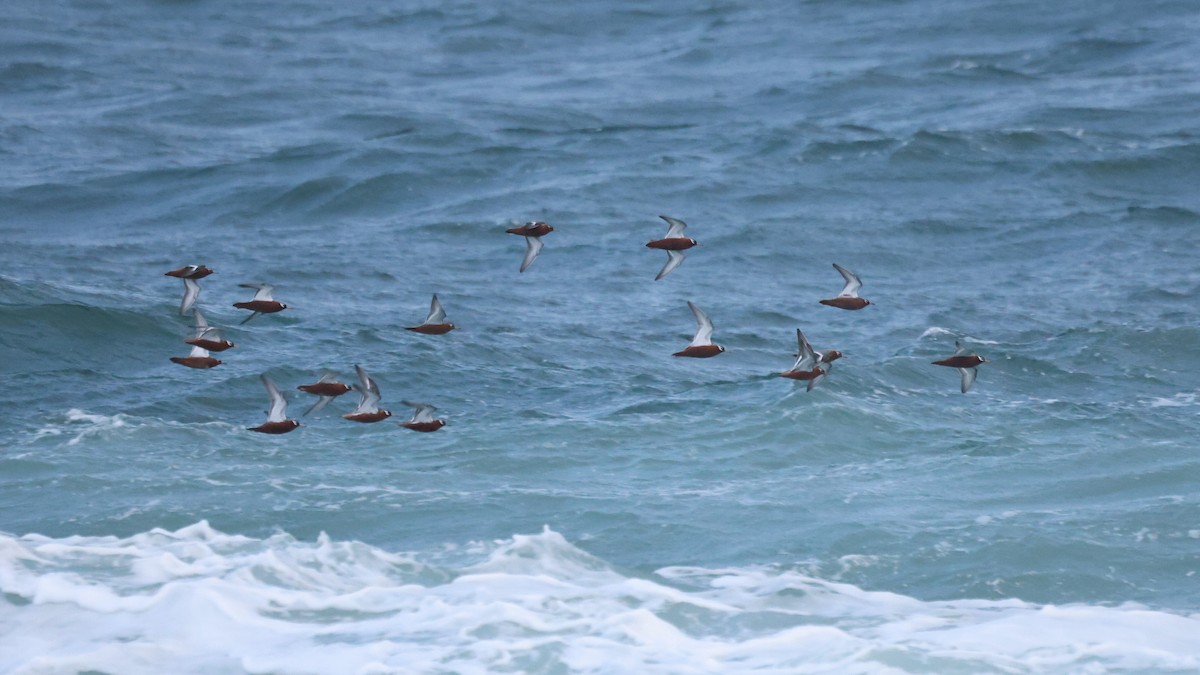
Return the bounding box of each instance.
[2,0,1200,672]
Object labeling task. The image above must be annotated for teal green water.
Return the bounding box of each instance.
[2,0,1199,671]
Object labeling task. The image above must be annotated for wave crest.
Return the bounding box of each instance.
[2,524,1198,673]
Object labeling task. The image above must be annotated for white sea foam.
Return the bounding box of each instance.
[1,524,1198,674]
[918,328,1000,345]
[31,409,241,447]
[919,326,956,339]
[33,408,129,445]
[1148,393,1197,408]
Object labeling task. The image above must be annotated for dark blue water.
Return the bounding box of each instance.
[3,0,1200,671]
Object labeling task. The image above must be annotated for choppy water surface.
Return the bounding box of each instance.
[2,0,1199,672]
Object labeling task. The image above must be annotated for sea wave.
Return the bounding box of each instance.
[29,408,241,448]
[1,523,1198,674]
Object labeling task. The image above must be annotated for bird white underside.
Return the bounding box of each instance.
[351,365,382,414]
[192,312,223,338]
[959,367,978,393]
[239,283,275,301]
[354,364,372,391]
[687,301,714,346]
[180,278,200,315]
[402,400,437,423]
[520,236,544,273]
[187,344,211,358]
[659,214,688,239]
[656,249,685,280]
[261,374,288,422]
[425,294,446,324]
[303,396,332,416]
[833,263,862,298]
[791,329,818,371]
[352,384,381,414]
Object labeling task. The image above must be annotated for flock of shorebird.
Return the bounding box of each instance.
[164,265,448,434]
[164,215,987,434]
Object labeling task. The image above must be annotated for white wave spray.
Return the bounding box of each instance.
[2,523,1198,674]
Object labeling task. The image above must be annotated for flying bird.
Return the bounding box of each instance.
[405,294,456,335]
[795,345,843,369]
[343,364,392,423]
[932,341,988,393]
[184,309,235,352]
[506,221,554,273]
[164,265,214,280]
[233,283,288,324]
[170,344,222,369]
[819,263,871,310]
[646,215,698,281]
[165,265,213,314]
[248,374,300,434]
[297,373,353,416]
[673,301,726,358]
[779,328,828,391]
[506,221,554,237]
[398,400,447,432]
